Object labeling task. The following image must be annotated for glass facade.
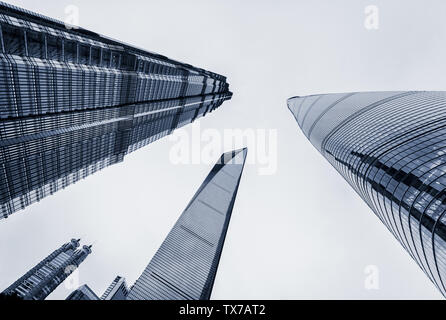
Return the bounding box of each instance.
[101,276,129,300]
[66,284,99,300]
[66,276,128,300]
[288,91,446,297]
[0,2,232,219]
[2,238,92,300]
[127,149,248,300]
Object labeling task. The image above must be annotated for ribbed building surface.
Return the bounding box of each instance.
[101,276,129,300]
[288,91,446,297]
[2,238,91,300]
[0,2,232,219]
[66,284,99,300]
[66,275,129,300]
[127,149,247,300]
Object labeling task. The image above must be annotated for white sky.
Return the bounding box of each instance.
[0,0,445,300]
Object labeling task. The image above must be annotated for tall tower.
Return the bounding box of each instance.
[101,276,129,300]
[288,91,446,297]
[66,276,129,300]
[127,149,248,300]
[0,2,232,219]
[2,239,92,300]
[66,284,99,300]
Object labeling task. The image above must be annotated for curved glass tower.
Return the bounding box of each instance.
[288,91,446,297]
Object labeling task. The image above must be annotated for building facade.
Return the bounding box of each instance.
[66,284,99,300]
[127,149,248,300]
[101,276,129,300]
[288,91,446,297]
[0,2,232,219]
[66,275,129,300]
[2,238,92,300]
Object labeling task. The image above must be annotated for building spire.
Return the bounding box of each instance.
[2,238,91,300]
[127,149,247,300]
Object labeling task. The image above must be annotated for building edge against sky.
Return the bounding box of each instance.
[100,276,129,300]
[65,284,99,300]
[127,148,248,300]
[66,276,129,300]
[1,239,91,300]
[63,149,247,301]
[288,91,446,298]
[0,1,232,220]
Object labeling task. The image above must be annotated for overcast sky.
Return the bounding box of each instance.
[0,0,445,300]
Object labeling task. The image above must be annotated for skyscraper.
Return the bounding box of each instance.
[0,2,232,219]
[66,284,99,300]
[101,276,129,300]
[2,238,92,300]
[66,275,129,300]
[288,91,446,297]
[127,149,248,300]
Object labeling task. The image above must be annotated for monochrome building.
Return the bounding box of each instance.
[66,276,128,301]
[101,276,129,300]
[0,2,232,219]
[2,239,92,300]
[288,91,446,297]
[127,149,248,300]
[66,284,99,300]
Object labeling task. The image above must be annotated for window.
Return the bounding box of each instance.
[46,35,63,61]
[102,49,111,67]
[64,40,77,63]
[79,44,90,65]
[137,59,145,72]
[2,24,25,56]
[121,53,136,71]
[26,31,45,59]
[111,52,120,68]
[91,47,101,66]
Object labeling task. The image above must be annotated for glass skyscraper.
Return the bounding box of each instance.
[0,2,232,219]
[127,148,248,300]
[66,284,99,300]
[101,276,129,300]
[288,91,446,297]
[66,276,128,300]
[2,238,92,300]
